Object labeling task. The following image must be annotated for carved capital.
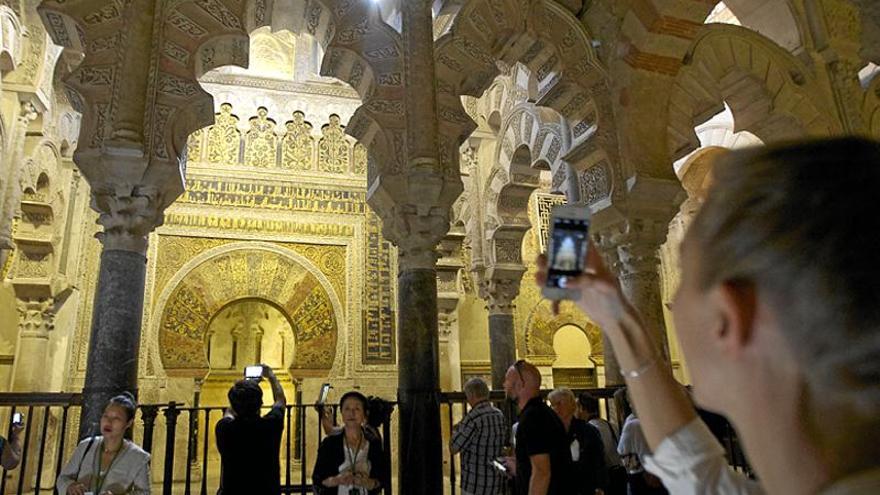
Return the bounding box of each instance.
[16,297,55,339]
[478,266,526,316]
[369,160,460,271]
[92,183,163,255]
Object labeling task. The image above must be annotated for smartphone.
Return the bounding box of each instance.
[542,204,591,300]
[11,413,22,425]
[317,383,331,404]
[490,459,508,473]
[244,365,263,379]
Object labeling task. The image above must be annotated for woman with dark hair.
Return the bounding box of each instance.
[537,138,880,494]
[57,392,151,494]
[312,391,390,494]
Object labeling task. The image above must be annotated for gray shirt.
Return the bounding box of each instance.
[57,436,151,495]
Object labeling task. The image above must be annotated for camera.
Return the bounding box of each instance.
[11,412,22,425]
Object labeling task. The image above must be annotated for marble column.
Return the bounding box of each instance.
[480,269,524,389]
[12,299,55,392]
[397,264,442,494]
[488,313,516,389]
[79,186,161,438]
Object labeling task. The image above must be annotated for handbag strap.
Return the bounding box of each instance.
[75,436,97,481]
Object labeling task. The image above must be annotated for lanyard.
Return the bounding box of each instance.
[345,430,363,473]
[92,439,124,493]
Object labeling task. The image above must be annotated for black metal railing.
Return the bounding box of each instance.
[0,393,394,495]
[0,388,750,495]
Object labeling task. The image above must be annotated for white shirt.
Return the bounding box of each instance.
[642,418,762,495]
[589,418,622,468]
[617,414,651,474]
[643,419,880,495]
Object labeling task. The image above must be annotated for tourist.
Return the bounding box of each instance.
[450,377,508,495]
[56,392,150,495]
[312,391,389,494]
[216,364,287,495]
[536,137,880,494]
[0,416,23,470]
[577,392,625,495]
[548,388,606,495]
[502,359,572,495]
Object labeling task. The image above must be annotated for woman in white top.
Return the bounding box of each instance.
[537,138,880,495]
[57,393,150,495]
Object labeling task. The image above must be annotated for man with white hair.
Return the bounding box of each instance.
[451,377,508,495]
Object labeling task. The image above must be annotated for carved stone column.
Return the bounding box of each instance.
[80,184,162,436]
[592,177,684,385]
[437,230,465,392]
[12,298,55,392]
[479,269,524,389]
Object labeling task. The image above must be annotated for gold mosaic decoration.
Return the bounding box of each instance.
[318,115,350,174]
[281,112,314,171]
[244,107,278,168]
[363,209,396,364]
[158,248,338,371]
[207,103,240,165]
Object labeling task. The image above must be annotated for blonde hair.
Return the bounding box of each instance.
[687,137,880,472]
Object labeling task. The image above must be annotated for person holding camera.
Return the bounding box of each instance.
[216,364,287,495]
[56,392,151,495]
[312,391,389,494]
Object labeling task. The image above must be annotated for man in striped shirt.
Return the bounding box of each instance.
[451,378,509,495]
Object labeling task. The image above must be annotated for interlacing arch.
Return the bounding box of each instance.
[0,5,23,74]
[667,24,838,161]
[434,0,616,189]
[482,104,564,267]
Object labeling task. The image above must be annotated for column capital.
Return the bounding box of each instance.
[478,265,526,316]
[16,297,55,339]
[91,182,164,255]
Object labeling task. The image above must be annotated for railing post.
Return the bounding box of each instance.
[163,402,181,495]
[140,405,160,454]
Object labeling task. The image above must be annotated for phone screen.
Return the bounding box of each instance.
[491,459,508,473]
[546,216,590,289]
[12,413,22,424]
[245,365,263,378]
[317,383,330,404]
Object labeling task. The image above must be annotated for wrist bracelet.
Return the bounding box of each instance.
[621,353,659,379]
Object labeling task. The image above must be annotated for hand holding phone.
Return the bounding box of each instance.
[542,204,590,300]
[317,383,331,405]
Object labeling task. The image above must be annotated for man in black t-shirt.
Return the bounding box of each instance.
[502,360,573,495]
[216,364,287,495]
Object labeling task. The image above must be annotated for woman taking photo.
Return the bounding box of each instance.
[313,391,389,494]
[57,393,151,495]
[537,138,880,495]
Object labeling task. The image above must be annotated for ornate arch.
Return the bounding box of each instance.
[435,0,614,197]
[156,243,342,376]
[523,300,603,365]
[668,24,838,161]
[0,5,23,74]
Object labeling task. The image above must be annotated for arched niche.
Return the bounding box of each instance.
[204,298,296,371]
[157,244,342,378]
[524,300,603,366]
[552,324,597,388]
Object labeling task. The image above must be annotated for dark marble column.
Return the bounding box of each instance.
[397,268,442,494]
[489,313,516,389]
[79,249,147,437]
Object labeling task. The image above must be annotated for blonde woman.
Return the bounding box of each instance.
[537,138,880,495]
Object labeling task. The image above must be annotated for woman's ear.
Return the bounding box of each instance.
[714,279,757,357]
